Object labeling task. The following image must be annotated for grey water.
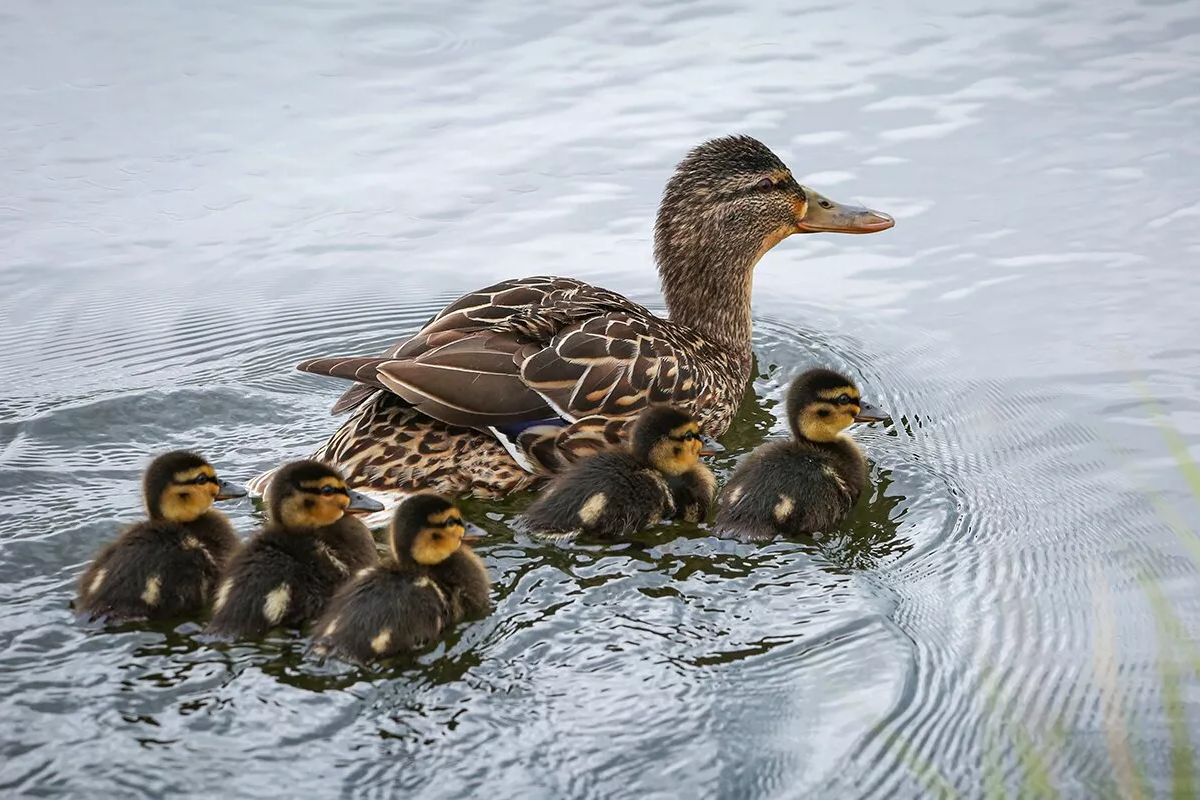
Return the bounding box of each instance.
[2,0,1199,796]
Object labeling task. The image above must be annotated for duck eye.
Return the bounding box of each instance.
[838,394,851,404]
[819,199,833,209]
[320,485,337,495]
[754,177,775,191]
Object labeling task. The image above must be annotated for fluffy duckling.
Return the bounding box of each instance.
[714,368,889,541]
[204,460,383,639]
[76,451,245,622]
[518,405,717,540]
[311,494,491,663]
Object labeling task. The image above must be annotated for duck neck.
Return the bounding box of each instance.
[655,217,768,365]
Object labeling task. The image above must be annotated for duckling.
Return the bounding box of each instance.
[311,493,491,663]
[75,451,246,623]
[713,368,889,541]
[204,460,383,639]
[517,405,717,540]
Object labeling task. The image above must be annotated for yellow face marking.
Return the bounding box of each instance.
[279,489,346,528]
[300,477,346,491]
[263,583,291,625]
[648,423,703,477]
[798,402,857,443]
[370,628,393,654]
[578,492,608,525]
[426,509,461,526]
[816,386,860,402]
[141,575,162,607]
[411,522,463,566]
[89,569,107,597]
[774,496,794,524]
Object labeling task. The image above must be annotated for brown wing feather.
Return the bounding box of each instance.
[294,275,741,461]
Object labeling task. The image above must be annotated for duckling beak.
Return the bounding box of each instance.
[795,188,895,235]
[461,521,487,543]
[345,488,385,514]
[854,400,891,424]
[698,434,724,457]
[215,479,248,501]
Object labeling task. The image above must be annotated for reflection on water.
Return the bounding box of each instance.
[2,0,1200,796]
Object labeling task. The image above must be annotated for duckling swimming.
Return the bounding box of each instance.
[714,368,888,541]
[311,493,490,663]
[205,460,383,639]
[76,451,245,623]
[517,405,717,540]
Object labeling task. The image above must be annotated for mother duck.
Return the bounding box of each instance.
[268,135,893,499]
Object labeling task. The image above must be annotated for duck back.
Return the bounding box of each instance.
[312,563,451,663]
[520,450,672,539]
[76,512,239,622]
[715,439,867,541]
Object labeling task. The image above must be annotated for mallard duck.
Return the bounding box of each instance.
[713,368,889,541]
[311,493,490,663]
[516,405,717,540]
[204,460,383,639]
[262,134,893,499]
[75,451,246,623]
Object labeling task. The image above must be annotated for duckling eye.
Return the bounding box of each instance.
[754,177,776,191]
[320,485,337,496]
[837,394,851,404]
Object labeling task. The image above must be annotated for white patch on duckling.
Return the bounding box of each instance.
[263,583,291,625]
[214,579,233,612]
[316,542,348,575]
[88,569,108,597]
[322,617,339,638]
[141,575,162,607]
[371,628,393,654]
[415,575,448,605]
[578,493,608,525]
[773,495,795,524]
[727,485,743,504]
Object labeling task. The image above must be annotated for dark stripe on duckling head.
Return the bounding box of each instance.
[389,493,462,565]
[267,460,350,525]
[629,405,696,463]
[143,451,213,520]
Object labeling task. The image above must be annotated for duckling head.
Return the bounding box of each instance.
[654,135,894,346]
[267,460,384,529]
[389,493,481,567]
[144,450,246,523]
[787,368,890,443]
[631,405,710,477]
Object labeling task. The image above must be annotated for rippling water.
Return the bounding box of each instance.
[3,0,1200,796]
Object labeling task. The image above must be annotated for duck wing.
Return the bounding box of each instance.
[298,275,708,436]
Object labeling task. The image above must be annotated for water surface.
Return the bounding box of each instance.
[3,0,1199,796]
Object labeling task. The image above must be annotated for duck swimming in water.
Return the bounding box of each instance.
[76,451,245,623]
[311,493,490,663]
[205,461,382,639]
[254,135,893,500]
[517,405,716,541]
[713,368,889,541]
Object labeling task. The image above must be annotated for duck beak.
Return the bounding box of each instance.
[854,400,891,424]
[795,188,894,234]
[215,479,248,501]
[698,434,724,457]
[461,521,486,543]
[345,488,385,514]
